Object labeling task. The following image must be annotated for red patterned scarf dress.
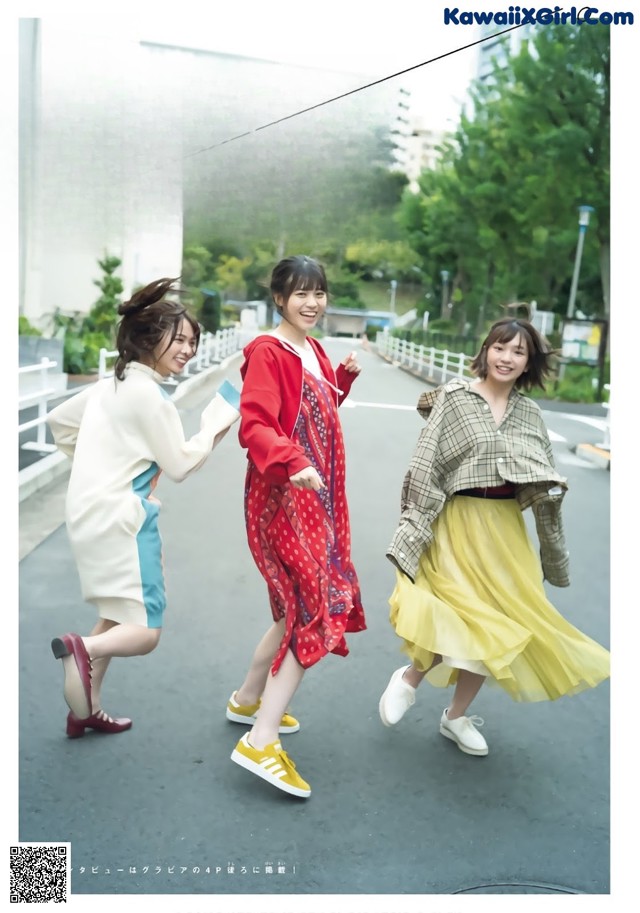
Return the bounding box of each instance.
[244,370,366,674]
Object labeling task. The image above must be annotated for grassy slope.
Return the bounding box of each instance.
[356,280,424,315]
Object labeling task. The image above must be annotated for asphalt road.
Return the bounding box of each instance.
[17,339,611,904]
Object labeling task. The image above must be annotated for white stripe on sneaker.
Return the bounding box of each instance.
[230,735,311,797]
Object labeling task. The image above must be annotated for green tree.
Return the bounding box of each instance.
[181,245,214,288]
[214,254,252,300]
[457,24,609,317]
[324,265,364,309]
[343,239,423,281]
[83,255,124,335]
[241,241,280,301]
[398,23,610,328]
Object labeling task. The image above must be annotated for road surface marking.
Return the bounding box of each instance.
[342,399,417,411]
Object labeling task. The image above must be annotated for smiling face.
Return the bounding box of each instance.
[471,317,551,392]
[152,318,198,377]
[270,256,329,344]
[484,332,530,386]
[276,286,327,336]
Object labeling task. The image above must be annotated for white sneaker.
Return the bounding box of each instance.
[439,709,488,756]
[379,665,416,727]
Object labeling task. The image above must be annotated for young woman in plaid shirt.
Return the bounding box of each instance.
[378,317,610,756]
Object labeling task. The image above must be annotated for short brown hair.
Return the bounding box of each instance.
[470,317,554,391]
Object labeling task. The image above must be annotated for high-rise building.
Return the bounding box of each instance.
[476,22,535,83]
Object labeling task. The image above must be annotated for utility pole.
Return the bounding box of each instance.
[567,205,594,319]
[440,270,450,320]
[389,279,397,326]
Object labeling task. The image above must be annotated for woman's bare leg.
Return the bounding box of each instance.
[82,624,161,661]
[247,648,304,749]
[403,654,443,689]
[62,620,160,720]
[234,620,286,706]
[84,619,116,713]
[447,670,486,719]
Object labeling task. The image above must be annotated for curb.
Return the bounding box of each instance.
[576,443,611,471]
[18,450,70,504]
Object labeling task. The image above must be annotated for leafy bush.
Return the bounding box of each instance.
[325,268,363,305]
[19,316,42,336]
[546,362,609,403]
[84,256,123,334]
[46,255,122,374]
[63,330,112,375]
[385,327,608,404]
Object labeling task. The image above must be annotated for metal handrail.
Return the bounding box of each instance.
[19,327,243,456]
[375,330,473,382]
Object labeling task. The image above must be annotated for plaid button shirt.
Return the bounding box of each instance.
[387,380,570,587]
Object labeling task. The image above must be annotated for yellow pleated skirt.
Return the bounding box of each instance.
[389,495,610,702]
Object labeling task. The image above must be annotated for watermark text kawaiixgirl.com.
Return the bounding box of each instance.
[443,7,634,25]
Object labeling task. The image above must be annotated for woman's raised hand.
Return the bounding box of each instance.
[341,350,361,374]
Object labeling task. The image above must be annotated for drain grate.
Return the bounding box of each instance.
[453,882,582,894]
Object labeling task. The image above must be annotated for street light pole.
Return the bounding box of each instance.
[440,270,450,320]
[389,279,397,326]
[567,205,594,319]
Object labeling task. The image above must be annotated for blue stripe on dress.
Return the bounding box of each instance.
[132,463,158,498]
[132,463,166,627]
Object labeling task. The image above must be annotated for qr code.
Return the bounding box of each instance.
[10,844,69,903]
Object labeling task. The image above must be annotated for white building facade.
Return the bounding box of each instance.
[19,20,184,326]
[19,21,401,328]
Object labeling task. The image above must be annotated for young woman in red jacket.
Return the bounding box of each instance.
[228,255,366,798]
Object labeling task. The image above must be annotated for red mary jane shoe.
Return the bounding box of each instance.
[66,710,133,739]
[51,632,93,720]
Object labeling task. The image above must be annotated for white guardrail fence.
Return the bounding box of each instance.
[18,327,611,464]
[18,359,61,454]
[19,327,241,457]
[375,329,474,382]
[97,326,240,379]
[376,330,611,452]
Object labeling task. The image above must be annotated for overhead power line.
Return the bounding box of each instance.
[182,24,525,161]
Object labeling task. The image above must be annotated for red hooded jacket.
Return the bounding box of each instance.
[239,334,357,484]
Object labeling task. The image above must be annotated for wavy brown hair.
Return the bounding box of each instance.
[114,278,200,380]
[470,317,555,391]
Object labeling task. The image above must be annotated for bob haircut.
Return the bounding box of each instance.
[114,277,200,381]
[470,317,554,391]
[270,255,328,314]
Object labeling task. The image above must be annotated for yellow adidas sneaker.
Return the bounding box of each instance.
[230,733,311,798]
[225,691,300,733]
